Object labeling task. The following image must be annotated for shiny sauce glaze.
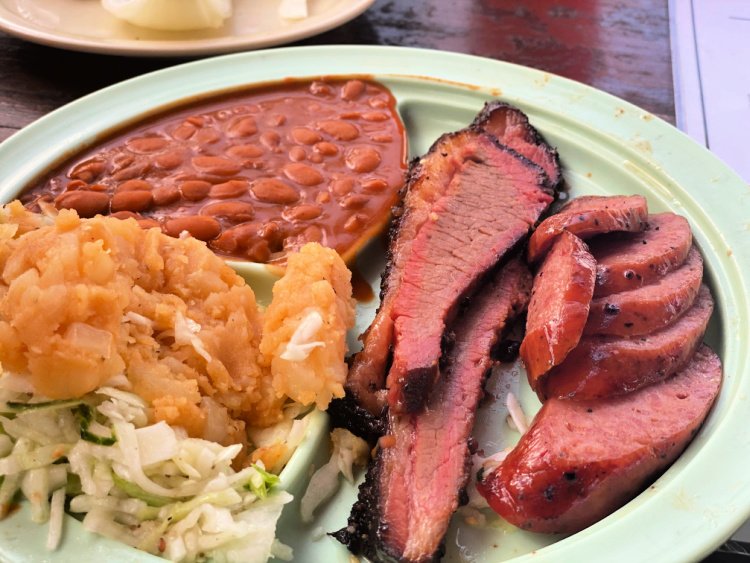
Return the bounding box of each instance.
[21,78,407,264]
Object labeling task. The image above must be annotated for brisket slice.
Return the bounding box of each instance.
[472,100,562,190]
[345,102,559,417]
[386,134,551,413]
[334,259,532,563]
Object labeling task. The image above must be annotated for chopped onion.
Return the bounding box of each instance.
[64,322,113,359]
[46,488,66,550]
[123,311,152,328]
[174,311,212,363]
[506,391,528,434]
[300,429,369,522]
[280,310,324,361]
[136,421,178,466]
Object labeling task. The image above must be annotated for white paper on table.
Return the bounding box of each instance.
[669,0,750,182]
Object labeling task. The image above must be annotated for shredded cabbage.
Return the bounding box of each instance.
[280,310,325,362]
[0,379,294,562]
[299,428,368,522]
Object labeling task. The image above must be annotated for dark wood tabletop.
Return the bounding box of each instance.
[0,0,674,144]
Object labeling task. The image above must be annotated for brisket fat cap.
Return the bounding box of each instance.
[471,100,562,191]
[344,102,561,419]
[334,259,532,563]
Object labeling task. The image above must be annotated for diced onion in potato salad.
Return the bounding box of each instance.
[0,381,313,562]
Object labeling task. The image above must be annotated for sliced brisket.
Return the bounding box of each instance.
[386,135,551,413]
[346,102,559,417]
[335,259,532,563]
[472,100,562,190]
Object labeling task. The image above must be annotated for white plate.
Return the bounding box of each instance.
[0,0,373,56]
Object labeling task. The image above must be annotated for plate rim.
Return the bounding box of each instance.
[0,0,374,56]
[0,45,748,563]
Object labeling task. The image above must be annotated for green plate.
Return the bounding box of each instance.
[0,46,748,563]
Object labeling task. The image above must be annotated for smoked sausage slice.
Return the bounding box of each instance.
[540,285,713,401]
[591,212,693,297]
[478,345,722,534]
[520,231,596,388]
[527,195,648,262]
[585,246,703,337]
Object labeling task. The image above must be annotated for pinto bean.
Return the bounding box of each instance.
[164,216,222,241]
[318,120,359,141]
[226,116,258,138]
[55,191,110,218]
[345,146,381,173]
[283,163,323,186]
[341,80,365,101]
[291,127,322,145]
[127,137,169,153]
[251,179,299,204]
[210,180,249,199]
[284,204,323,222]
[68,158,106,183]
[201,201,255,223]
[192,156,240,176]
[152,185,181,206]
[111,190,153,213]
[154,150,185,170]
[180,180,212,201]
[116,179,152,192]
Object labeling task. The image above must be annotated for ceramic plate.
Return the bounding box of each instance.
[0,0,373,56]
[0,46,748,563]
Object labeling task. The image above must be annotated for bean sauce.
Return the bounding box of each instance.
[21,78,407,264]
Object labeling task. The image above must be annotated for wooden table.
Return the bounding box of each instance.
[0,0,674,144]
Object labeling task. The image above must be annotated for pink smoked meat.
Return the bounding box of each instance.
[540,285,714,401]
[527,194,648,262]
[479,344,722,534]
[521,230,596,389]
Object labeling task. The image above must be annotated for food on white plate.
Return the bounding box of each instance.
[494,194,720,535]
[520,229,596,386]
[526,194,648,262]
[334,103,720,559]
[589,211,693,296]
[101,0,231,31]
[335,259,532,562]
[21,78,407,266]
[478,345,722,534]
[0,201,354,561]
[344,100,560,418]
[299,427,369,523]
[278,0,308,20]
[584,246,703,337]
[334,102,559,562]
